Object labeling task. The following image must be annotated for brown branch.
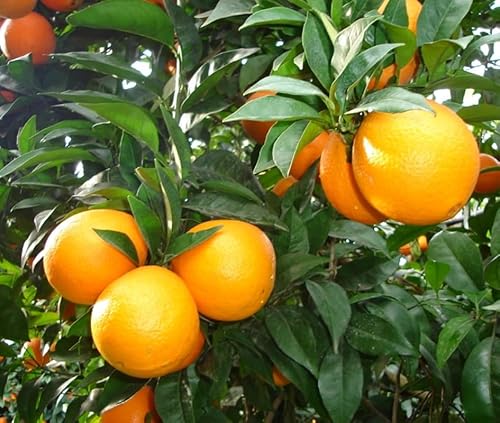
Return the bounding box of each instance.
[264,392,285,423]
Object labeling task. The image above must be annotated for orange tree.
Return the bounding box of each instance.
[0,0,499,422]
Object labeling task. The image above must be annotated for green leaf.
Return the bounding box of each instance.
[182,48,259,112]
[425,260,451,291]
[492,209,500,257]
[428,71,500,93]
[336,256,399,291]
[0,147,99,179]
[273,120,309,177]
[17,115,37,154]
[332,15,382,74]
[427,230,484,292]
[483,300,500,312]
[436,315,476,368]
[184,192,286,231]
[0,286,29,341]
[383,21,416,67]
[318,345,363,423]
[386,224,435,251]
[485,255,500,290]
[329,219,388,253]
[347,87,433,114]
[98,372,146,412]
[303,12,333,90]
[128,196,162,258]
[156,373,195,423]
[421,36,474,76]
[201,180,264,204]
[17,378,43,423]
[333,43,402,113]
[244,75,326,98]
[253,122,290,173]
[167,226,222,259]
[274,208,309,255]
[277,253,329,289]
[306,281,351,352]
[239,54,274,92]
[67,0,174,47]
[94,229,139,265]
[156,162,182,247]
[346,312,417,356]
[462,337,500,422]
[36,376,78,417]
[53,52,163,95]
[416,0,473,46]
[382,0,409,27]
[224,96,322,123]
[265,307,326,376]
[458,104,500,123]
[202,0,253,27]
[240,7,305,29]
[461,32,500,64]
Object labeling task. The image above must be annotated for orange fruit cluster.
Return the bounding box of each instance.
[43,210,275,381]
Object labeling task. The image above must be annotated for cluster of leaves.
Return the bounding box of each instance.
[0,0,499,422]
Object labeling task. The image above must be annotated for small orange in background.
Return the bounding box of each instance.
[319,132,385,225]
[40,0,84,12]
[241,90,276,144]
[290,131,329,180]
[171,219,276,322]
[0,0,36,19]
[100,385,161,423]
[399,235,428,256]
[164,58,176,76]
[145,0,164,5]
[474,153,500,194]
[272,176,298,197]
[23,337,50,370]
[0,12,56,65]
[0,416,8,423]
[272,366,290,387]
[0,89,16,103]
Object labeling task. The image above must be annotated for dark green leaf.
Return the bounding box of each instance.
[273,120,309,177]
[128,196,162,258]
[461,32,500,64]
[458,104,500,123]
[68,0,174,47]
[492,209,500,256]
[17,115,37,154]
[462,337,500,422]
[0,286,29,341]
[156,162,182,246]
[427,230,484,292]
[485,255,500,290]
[277,253,329,289]
[329,219,388,254]
[156,373,195,423]
[201,180,264,204]
[202,0,253,27]
[17,378,43,423]
[167,226,221,259]
[318,345,363,423]
[306,281,351,352]
[348,87,433,114]
[421,37,473,75]
[98,372,146,412]
[245,75,326,97]
[37,376,78,416]
[436,315,475,368]
[336,256,399,291]
[94,229,139,265]
[386,224,435,251]
[240,7,305,29]
[425,259,451,291]
[428,71,500,93]
[274,208,310,255]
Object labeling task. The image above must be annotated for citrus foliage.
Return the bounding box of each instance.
[0,0,499,422]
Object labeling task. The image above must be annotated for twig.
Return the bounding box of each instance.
[392,363,402,423]
[264,392,285,423]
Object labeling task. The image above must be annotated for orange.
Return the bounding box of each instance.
[368,0,422,90]
[474,153,500,194]
[241,90,276,144]
[290,131,329,179]
[23,337,50,370]
[164,58,176,76]
[145,0,164,5]
[100,386,161,423]
[319,132,385,225]
[0,12,56,65]
[171,220,276,321]
[0,356,4,364]
[0,417,7,423]
[399,235,428,255]
[40,0,84,12]
[0,90,16,103]
[43,209,148,305]
[91,266,200,378]
[272,176,298,197]
[0,0,36,19]
[352,100,480,225]
[272,366,290,387]
[172,330,205,372]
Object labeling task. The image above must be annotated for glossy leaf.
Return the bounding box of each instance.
[94,229,139,264]
[156,373,195,423]
[421,36,474,75]
[202,0,253,27]
[336,256,399,291]
[458,104,500,123]
[436,315,476,368]
[329,220,388,254]
[277,253,329,289]
[98,372,145,412]
[485,255,500,290]
[128,196,162,258]
[17,115,37,155]
[167,226,221,259]
[244,75,326,98]
[240,7,306,29]
[425,259,451,291]
[155,162,182,246]
[273,120,309,177]
[0,286,29,341]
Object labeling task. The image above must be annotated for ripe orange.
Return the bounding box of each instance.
[319,132,385,225]
[272,366,290,387]
[100,386,160,423]
[43,209,148,305]
[0,89,16,103]
[0,12,56,65]
[399,235,428,256]
[0,416,7,423]
[352,100,480,225]
[91,266,200,378]
[290,131,329,179]
[368,0,422,90]
[0,0,36,19]
[474,153,500,194]
[241,90,276,144]
[272,176,298,197]
[171,220,276,321]
[40,0,84,12]
[164,58,176,76]
[172,330,205,372]
[23,337,50,370]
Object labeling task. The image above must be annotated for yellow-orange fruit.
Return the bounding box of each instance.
[43,209,148,305]
[290,131,330,179]
[241,91,276,144]
[0,0,36,19]
[319,132,385,225]
[399,235,428,255]
[171,220,276,321]
[100,386,161,423]
[272,366,291,387]
[91,266,200,378]
[474,153,500,194]
[352,100,480,225]
[172,330,205,372]
[0,12,56,65]
[272,176,298,197]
